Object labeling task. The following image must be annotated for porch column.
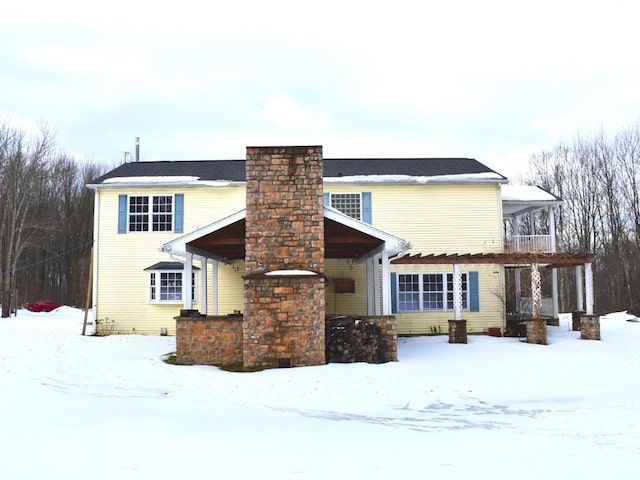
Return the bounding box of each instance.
[374,253,382,315]
[452,264,462,320]
[515,268,522,313]
[551,268,559,319]
[549,206,559,318]
[548,206,557,252]
[585,262,594,315]
[209,260,219,315]
[183,253,193,310]
[366,256,375,315]
[200,257,208,315]
[381,250,391,315]
[575,264,584,311]
[531,263,542,318]
[513,216,520,251]
[529,211,535,235]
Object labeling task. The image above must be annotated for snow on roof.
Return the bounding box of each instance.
[501,184,560,202]
[325,172,506,184]
[264,269,318,276]
[103,175,200,184]
[102,176,236,187]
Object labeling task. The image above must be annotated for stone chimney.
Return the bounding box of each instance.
[243,146,326,368]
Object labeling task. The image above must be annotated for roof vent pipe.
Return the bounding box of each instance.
[135,137,140,162]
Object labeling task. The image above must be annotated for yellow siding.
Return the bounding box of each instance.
[96,180,506,336]
[325,259,368,317]
[324,183,505,335]
[325,183,503,254]
[95,185,245,335]
[392,264,505,335]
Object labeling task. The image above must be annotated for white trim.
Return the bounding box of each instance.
[162,206,411,261]
[575,265,584,312]
[200,257,208,315]
[381,251,391,315]
[585,262,594,315]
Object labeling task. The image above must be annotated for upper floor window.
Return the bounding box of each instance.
[118,193,184,234]
[129,195,173,232]
[329,193,362,220]
[324,192,372,223]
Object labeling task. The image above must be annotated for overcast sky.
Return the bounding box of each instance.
[2,0,638,181]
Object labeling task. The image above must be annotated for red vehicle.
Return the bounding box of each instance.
[26,300,63,312]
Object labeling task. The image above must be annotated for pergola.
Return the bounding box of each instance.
[393,251,597,326]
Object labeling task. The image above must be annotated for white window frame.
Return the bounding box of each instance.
[397,272,468,312]
[329,192,362,221]
[128,194,174,233]
[149,271,196,303]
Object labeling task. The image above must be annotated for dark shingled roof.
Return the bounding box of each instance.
[90,157,505,184]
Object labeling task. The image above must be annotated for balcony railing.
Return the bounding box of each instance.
[504,235,554,253]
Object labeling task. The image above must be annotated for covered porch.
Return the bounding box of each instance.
[159,206,411,317]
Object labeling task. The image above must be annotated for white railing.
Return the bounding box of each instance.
[504,235,554,253]
[519,297,554,317]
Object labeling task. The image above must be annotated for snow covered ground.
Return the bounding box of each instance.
[1,308,639,479]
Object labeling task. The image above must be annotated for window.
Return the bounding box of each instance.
[129,195,172,232]
[324,192,372,223]
[396,272,468,312]
[118,194,183,234]
[329,193,362,220]
[149,271,196,303]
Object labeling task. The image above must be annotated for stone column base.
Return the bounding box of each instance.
[448,319,467,344]
[526,318,547,345]
[580,314,601,340]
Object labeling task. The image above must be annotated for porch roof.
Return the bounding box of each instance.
[161,206,411,263]
[502,185,563,217]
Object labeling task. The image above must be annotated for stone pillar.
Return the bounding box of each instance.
[580,314,601,340]
[526,318,547,345]
[571,311,584,331]
[243,146,326,369]
[448,319,467,344]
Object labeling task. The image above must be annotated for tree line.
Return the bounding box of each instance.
[0,121,107,317]
[526,123,640,314]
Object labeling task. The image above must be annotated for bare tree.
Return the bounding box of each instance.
[0,122,54,317]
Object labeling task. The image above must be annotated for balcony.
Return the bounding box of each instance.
[504,235,554,253]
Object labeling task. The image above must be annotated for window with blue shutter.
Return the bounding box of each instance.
[469,271,479,312]
[117,193,183,233]
[118,195,127,234]
[392,271,478,313]
[174,193,184,233]
[325,192,372,223]
[391,272,398,313]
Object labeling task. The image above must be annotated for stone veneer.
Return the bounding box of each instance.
[175,315,243,366]
[526,318,548,345]
[360,316,398,361]
[243,146,326,368]
[448,319,468,344]
[580,314,601,340]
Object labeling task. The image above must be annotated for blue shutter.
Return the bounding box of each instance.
[390,272,397,313]
[174,194,184,233]
[362,192,372,224]
[323,192,330,207]
[469,271,479,312]
[118,195,127,234]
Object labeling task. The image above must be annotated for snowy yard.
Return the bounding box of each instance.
[1,308,639,479]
